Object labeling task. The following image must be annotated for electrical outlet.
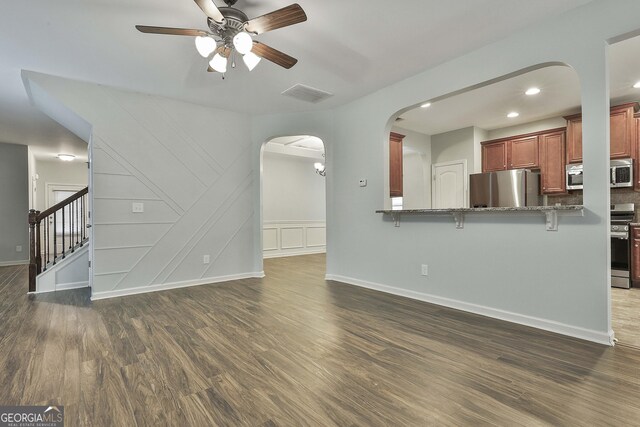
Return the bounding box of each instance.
[132,202,144,213]
[203,255,210,264]
[15,245,22,253]
[421,264,428,276]
[359,179,367,187]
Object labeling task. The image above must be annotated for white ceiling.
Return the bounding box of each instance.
[396,34,640,136]
[0,0,595,159]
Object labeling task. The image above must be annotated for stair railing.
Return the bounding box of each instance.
[28,187,89,292]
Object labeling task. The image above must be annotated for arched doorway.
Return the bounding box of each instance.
[260,135,327,269]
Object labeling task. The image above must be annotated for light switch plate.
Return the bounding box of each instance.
[203,255,210,264]
[132,202,144,213]
[16,245,22,253]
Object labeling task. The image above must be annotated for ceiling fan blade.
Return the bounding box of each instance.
[245,4,307,35]
[252,42,298,69]
[136,25,209,37]
[193,0,225,23]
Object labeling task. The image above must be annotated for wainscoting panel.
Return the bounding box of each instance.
[263,221,326,258]
[306,227,326,247]
[263,228,278,251]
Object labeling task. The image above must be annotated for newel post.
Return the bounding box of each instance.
[28,209,38,292]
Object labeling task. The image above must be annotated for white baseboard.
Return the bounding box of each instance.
[31,281,90,294]
[0,259,29,267]
[263,248,326,259]
[56,281,89,291]
[325,274,614,346]
[91,271,265,301]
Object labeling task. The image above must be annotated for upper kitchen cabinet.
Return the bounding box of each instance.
[539,130,566,194]
[482,141,507,172]
[508,135,539,169]
[482,134,540,172]
[389,132,404,197]
[482,128,566,195]
[564,102,639,163]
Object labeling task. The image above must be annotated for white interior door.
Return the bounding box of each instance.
[432,160,467,208]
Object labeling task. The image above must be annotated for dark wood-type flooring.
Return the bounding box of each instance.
[612,286,640,349]
[1,255,639,426]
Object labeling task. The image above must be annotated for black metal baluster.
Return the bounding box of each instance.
[53,212,57,265]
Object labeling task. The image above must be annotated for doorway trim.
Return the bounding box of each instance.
[431,159,468,209]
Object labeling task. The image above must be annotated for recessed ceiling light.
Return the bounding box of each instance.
[525,87,541,96]
[633,81,640,89]
[420,102,432,108]
[57,154,75,161]
[507,112,519,118]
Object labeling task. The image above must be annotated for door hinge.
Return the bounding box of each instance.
[88,260,91,268]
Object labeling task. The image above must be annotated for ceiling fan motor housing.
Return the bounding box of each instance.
[208,7,249,43]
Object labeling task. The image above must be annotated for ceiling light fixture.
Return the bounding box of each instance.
[507,112,519,118]
[195,36,217,57]
[136,1,308,79]
[242,51,261,71]
[634,81,640,89]
[525,87,541,96]
[233,32,253,55]
[57,154,75,161]
[209,53,228,73]
[420,102,432,108]
[314,162,326,177]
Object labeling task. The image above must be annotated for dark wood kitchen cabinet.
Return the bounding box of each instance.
[389,132,404,197]
[483,135,539,172]
[508,135,539,169]
[482,141,507,172]
[539,130,566,194]
[482,127,566,195]
[635,114,640,191]
[564,102,638,164]
[631,226,640,283]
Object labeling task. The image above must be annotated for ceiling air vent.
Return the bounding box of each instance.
[281,84,333,103]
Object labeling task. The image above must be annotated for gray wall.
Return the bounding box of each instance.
[24,0,640,344]
[262,152,326,222]
[251,0,637,345]
[431,127,476,172]
[35,159,88,211]
[487,116,568,140]
[0,142,28,265]
[24,73,258,299]
[395,127,431,209]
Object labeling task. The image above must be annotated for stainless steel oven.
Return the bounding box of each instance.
[611,203,634,289]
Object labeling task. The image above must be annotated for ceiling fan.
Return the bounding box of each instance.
[136,0,307,77]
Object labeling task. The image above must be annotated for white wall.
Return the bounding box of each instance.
[27,148,36,209]
[251,0,639,345]
[24,72,259,299]
[262,152,326,222]
[35,159,87,211]
[395,127,431,209]
[431,126,476,171]
[22,0,640,344]
[473,127,488,173]
[0,142,29,265]
[487,116,567,140]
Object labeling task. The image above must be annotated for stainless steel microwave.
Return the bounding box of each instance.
[566,158,633,190]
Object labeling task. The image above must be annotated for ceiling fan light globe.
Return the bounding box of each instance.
[195,36,216,57]
[209,53,228,73]
[243,52,261,71]
[233,32,253,55]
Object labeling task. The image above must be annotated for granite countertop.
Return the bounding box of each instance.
[376,205,584,214]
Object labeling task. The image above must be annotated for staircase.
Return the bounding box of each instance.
[28,187,89,292]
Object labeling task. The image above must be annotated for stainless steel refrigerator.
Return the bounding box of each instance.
[469,169,540,208]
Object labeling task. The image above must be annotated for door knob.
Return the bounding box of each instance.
[86,224,92,228]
